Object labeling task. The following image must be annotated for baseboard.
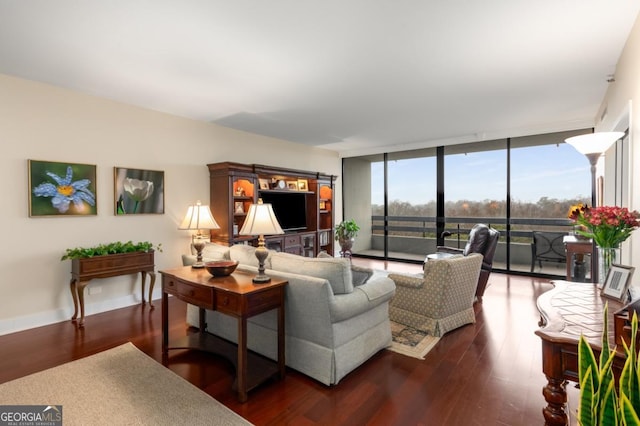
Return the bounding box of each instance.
[0,290,162,336]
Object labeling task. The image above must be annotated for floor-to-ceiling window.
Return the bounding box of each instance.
[442,139,507,266]
[343,128,596,277]
[510,132,590,275]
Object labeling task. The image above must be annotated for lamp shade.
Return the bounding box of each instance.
[179,201,220,230]
[565,132,624,155]
[239,199,284,236]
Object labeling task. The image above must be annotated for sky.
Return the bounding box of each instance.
[371,143,591,205]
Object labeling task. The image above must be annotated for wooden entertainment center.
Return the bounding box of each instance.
[207,162,336,257]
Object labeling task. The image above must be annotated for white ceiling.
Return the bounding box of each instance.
[1,1,638,156]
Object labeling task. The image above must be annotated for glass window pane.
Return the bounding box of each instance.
[511,130,591,276]
[386,149,437,261]
[443,140,507,265]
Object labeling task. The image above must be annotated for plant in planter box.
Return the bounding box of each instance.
[335,219,360,254]
[61,241,162,260]
[577,304,640,425]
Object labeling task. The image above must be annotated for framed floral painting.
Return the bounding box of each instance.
[114,167,165,215]
[29,160,98,217]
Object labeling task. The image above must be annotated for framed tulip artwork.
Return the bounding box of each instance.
[114,167,165,215]
[29,159,98,217]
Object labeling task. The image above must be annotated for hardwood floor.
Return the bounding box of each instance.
[0,260,577,425]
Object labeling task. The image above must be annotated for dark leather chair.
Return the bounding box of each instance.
[436,224,500,302]
[530,231,566,273]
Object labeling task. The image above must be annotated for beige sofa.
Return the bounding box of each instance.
[182,243,396,386]
[387,253,483,336]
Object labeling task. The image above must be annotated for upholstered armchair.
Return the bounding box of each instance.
[437,223,500,302]
[387,253,483,337]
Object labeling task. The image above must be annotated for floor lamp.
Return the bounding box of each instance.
[565,132,624,207]
[565,131,624,283]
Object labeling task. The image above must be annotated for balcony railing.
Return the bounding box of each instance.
[363,215,577,276]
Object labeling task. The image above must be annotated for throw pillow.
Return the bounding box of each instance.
[272,252,354,294]
[317,251,373,286]
[230,244,274,269]
[199,242,231,260]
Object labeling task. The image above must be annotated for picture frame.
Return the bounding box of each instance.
[298,179,309,192]
[287,181,298,190]
[602,264,635,302]
[29,159,97,217]
[114,167,164,215]
[259,178,270,190]
[234,201,244,214]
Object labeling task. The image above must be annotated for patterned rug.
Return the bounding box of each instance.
[388,320,440,360]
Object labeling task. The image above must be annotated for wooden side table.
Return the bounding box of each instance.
[535,280,625,425]
[563,236,595,282]
[160,266,287,403]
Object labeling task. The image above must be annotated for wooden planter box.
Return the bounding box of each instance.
[71,250,155,280]
[70,251,156,326]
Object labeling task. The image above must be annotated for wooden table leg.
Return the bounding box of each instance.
[277,298,285,380]
[542,376,568,426]
[148,272,156,308]
[237,317,248,403]
[75,280,90,327]
[141,271,156,308]
[70,278,79,321]
[162,291,168,359]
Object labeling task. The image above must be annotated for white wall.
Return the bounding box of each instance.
[0,74,341,335]
[597,12,640,283]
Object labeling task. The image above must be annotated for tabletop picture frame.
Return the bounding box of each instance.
[602,264,635,302]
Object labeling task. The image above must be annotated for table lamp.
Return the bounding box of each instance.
[239,198,284,283]
[565,132,624,207]
[179,200,220,268]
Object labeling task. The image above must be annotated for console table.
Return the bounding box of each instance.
[535,280,625,425]
[160,266,287,402]
[70,251,156,326]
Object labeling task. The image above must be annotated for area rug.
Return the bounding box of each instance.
[388,321,440,360]
[0,342,252,426]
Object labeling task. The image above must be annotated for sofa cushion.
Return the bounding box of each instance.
[318,251,373,285]
[317,251,374,286]
[198,242,231,260]
[271,252,354,294]
[229,244,275,269]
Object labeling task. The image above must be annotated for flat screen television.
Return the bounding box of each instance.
[260,192,307,232]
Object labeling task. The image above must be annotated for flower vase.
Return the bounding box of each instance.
[597,246,620,285]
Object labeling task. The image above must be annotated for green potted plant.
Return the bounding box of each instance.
[61,240,161,260]
[577,304,640,425]
[335,219,360,255]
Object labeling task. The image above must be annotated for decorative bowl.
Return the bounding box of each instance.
[204,260,239,277]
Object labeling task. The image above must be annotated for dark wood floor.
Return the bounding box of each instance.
[0,260,578,425]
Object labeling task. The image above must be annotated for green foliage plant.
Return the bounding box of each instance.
[578,304,640,425]
[335,219,360,241]
[61,241,162,261]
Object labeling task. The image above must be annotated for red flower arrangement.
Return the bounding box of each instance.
[568,204,640,248]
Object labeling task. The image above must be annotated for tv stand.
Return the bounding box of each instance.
[207,162,336,257]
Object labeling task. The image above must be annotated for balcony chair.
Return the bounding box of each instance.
[530,231,567,273]
[436,223,500,302]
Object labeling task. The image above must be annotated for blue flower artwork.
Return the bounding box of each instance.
[29,160,97,216]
